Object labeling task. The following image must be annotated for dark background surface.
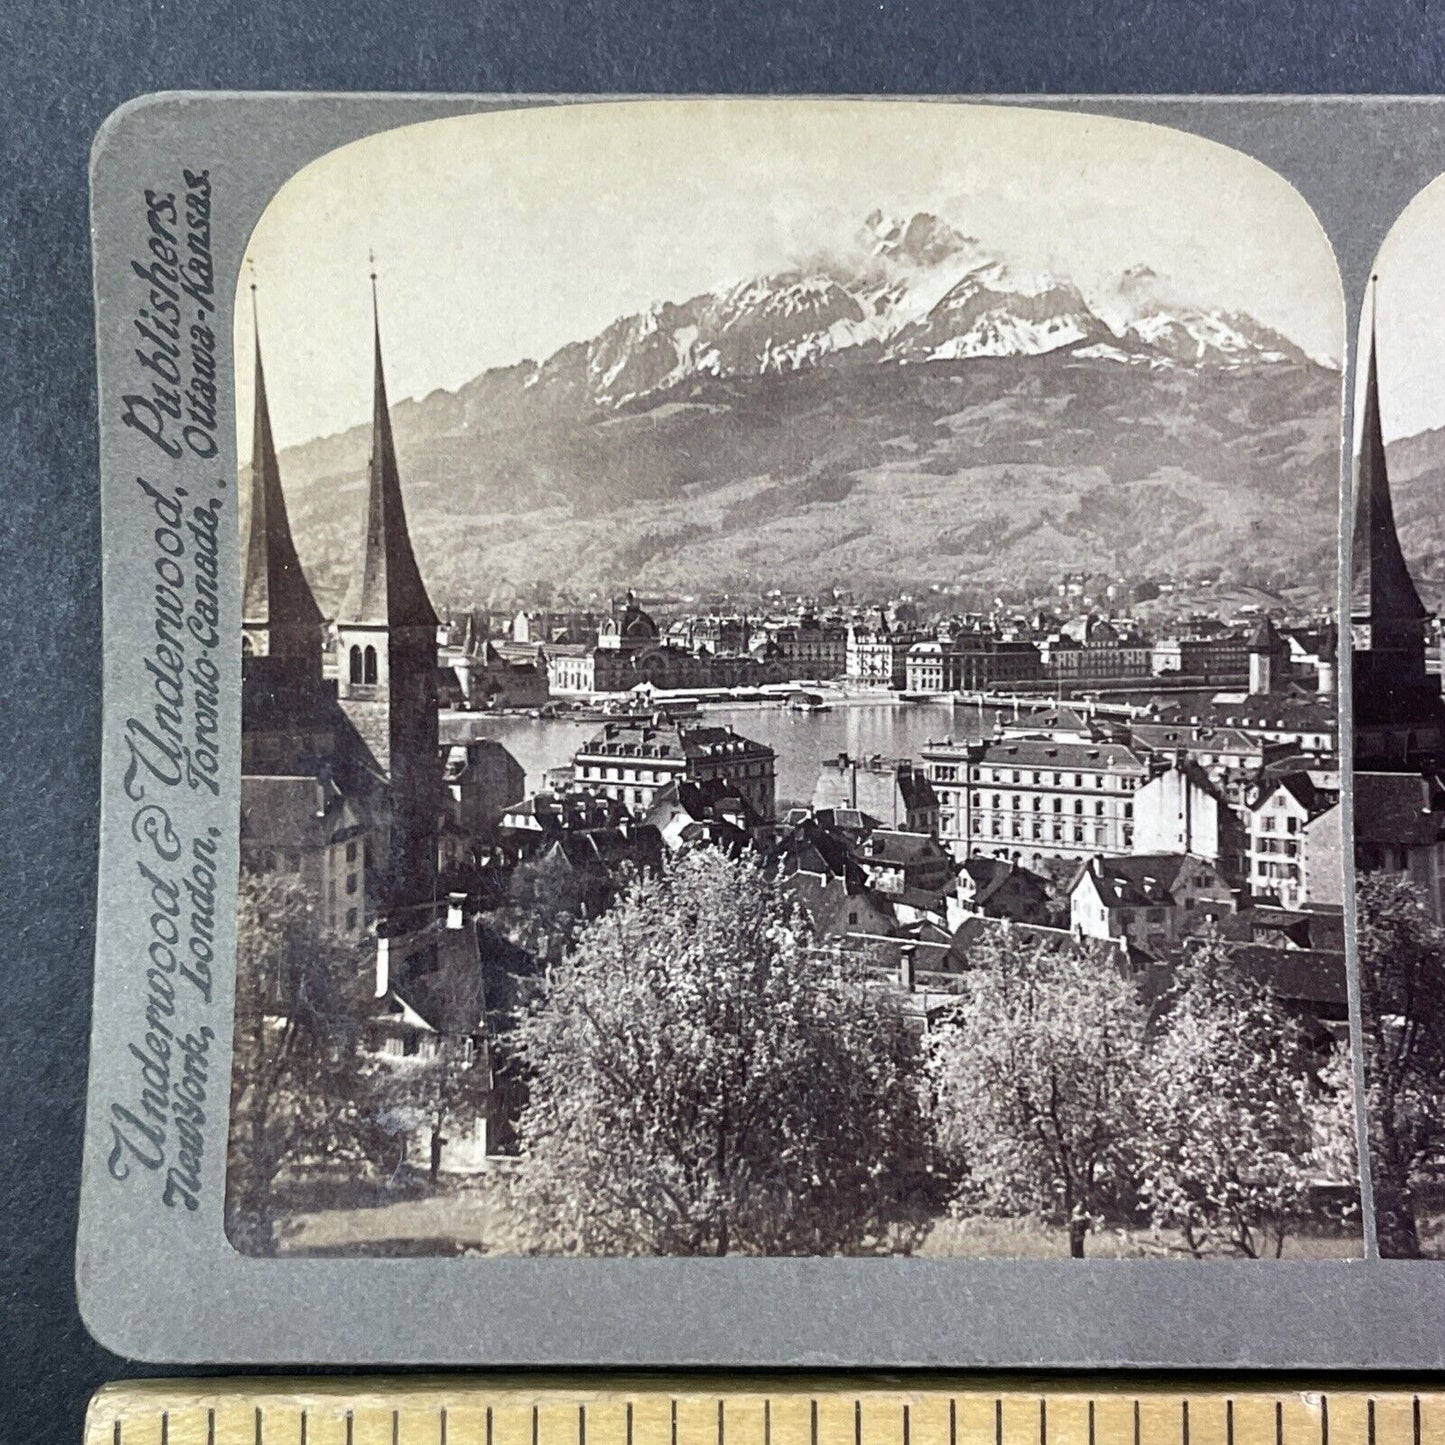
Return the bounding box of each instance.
[7,3,1445,1440]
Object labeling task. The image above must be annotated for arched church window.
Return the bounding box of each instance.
[349,645,363,684]
[364,645,378,684]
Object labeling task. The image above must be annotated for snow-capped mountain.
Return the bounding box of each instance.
[269,210,1338,607]
[529,212,1320,410]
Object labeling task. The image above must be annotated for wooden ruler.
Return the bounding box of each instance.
[84,1380,1445,1445]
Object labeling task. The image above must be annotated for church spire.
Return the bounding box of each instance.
[1352,282,1428,631]
[241,284,323,656]
[341,266,439,631]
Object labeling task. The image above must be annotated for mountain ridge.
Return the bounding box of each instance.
[254,212,1340,610]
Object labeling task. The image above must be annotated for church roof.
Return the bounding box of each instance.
[341,285,439,631]
[1352,315,1428,626]
[240,306,323,635]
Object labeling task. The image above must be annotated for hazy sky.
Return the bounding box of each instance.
[1364,171,1445,442]
[236,99,1345,457]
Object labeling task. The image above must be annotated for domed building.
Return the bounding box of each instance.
[598,590,660,651]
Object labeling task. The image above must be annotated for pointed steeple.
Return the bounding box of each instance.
[1351,285,1428,629]
[1248,614,1284,654]
[341,270,439,631]
[241,287,324,655]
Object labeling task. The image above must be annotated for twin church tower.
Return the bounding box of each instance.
[240,277,441,918]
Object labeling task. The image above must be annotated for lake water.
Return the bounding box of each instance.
[442,699,1009,807]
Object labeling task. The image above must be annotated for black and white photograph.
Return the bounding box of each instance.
[1349,172,1445,1259]
[224,99,1358,1260]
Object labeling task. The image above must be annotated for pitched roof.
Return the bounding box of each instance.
[894,886,950,915]
[340,287,439,630]
[1248,615,1285,652]
[1251,771,1331,817]
[240,308,323,639]
[1143,697,1337,732]
[646,778,764,831]
[949,916,1080,962]
[812,807,883,836]
[926,737,1148,774]
[1353,769,1445,847]
[1219,944,1348,1010]
[578,719,774,761]
[853,829,949,866]
[1080,853,1202,907]
[239,772,361,849]
[961,856,1051,905]
[383,920,486,1034]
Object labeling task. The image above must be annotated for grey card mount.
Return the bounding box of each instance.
[77,92,1445,1365]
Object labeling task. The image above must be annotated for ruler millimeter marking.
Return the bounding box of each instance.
[85,1382,1445,1445]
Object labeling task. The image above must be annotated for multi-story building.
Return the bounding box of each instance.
[571,720,776,821]
[905,636,1042,694]
[770,615,849,679]
[1135,697,1337,760]
[1150,632,1251,684]
[1069,852,1236,956]
[904,640,954,694]
[1247,771,1341,909]
[239,775,370,938]
[1354,770,1445,919]
[1130,757,1248,884]
[441,737,526,844]
[444,633,551,710]
[846,623,921,687]
[920,736,1150,868]
[849,829,956,899]
[1042,617,1151,683]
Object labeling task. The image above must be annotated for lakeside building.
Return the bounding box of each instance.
[1039,617,1152,682]
[1133,695,1336,761]
[920,735,1149,868]
[545,596,793,695]
[846,622,924,686]
[441,738,526,845]
[1150,632,1252,684]
[570,718,777,821]
[767,614,849,678]
[441,614,552,710]
[904,635,1043,693]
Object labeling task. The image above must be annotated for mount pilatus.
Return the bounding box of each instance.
[269,212,1340,607]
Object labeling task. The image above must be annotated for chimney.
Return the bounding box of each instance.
[899,943,917,993]
[447,891,468,930]
[375,933,390,999]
